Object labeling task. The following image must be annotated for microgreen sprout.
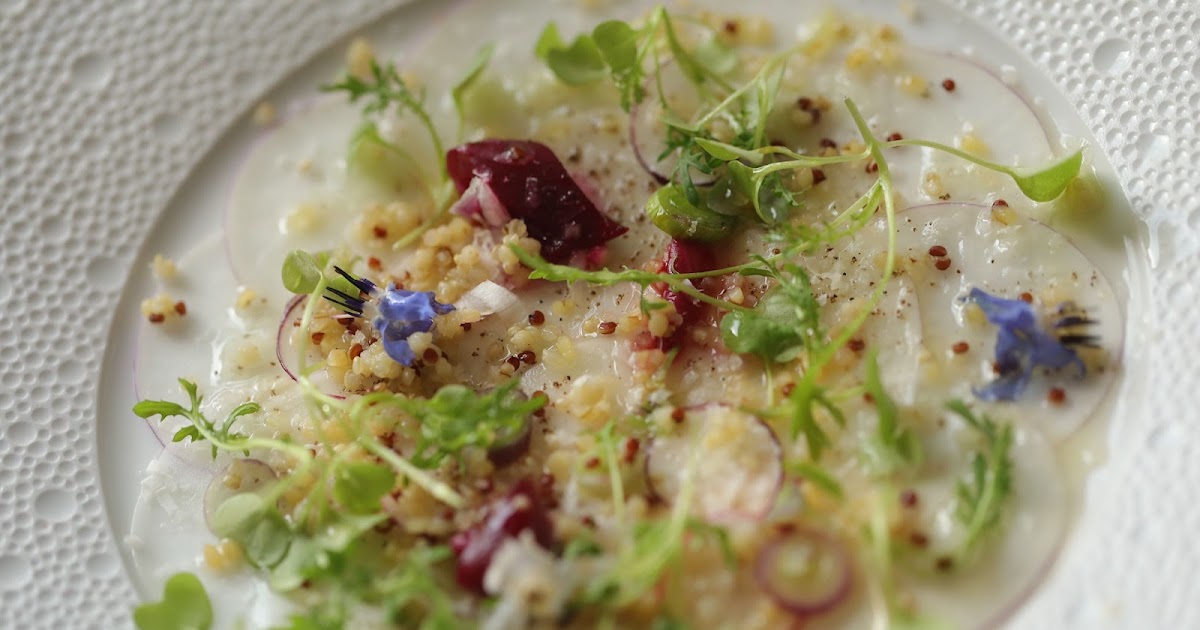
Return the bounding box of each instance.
[323,60,447,181]
[133,379,311,462]
[946,400,1014,562]
[861,351,922,475]
[451,43,494,140]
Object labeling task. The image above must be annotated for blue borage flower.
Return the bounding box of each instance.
[326,267,454,366]
[966,287,1089,402]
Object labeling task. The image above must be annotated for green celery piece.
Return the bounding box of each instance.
[133,572,213,630]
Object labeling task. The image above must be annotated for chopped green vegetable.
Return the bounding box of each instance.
[133,572,212,630]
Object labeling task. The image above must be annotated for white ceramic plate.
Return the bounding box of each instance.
[0,0,1196,628]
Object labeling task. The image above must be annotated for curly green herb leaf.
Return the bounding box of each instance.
[946,400,1014,561]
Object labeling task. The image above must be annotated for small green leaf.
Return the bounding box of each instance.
[171,426,200,443]
[592,21,639,72]
[1010,147,1084,202]
[719,297,803,361]
[692,37,737,76]
[451,43,495,137]
[132,400,187,420]
[133,572,212,630]
[534,23,564,61]
[212,494,291,568]
[347,123,425,194]
[753,174,799,225]
[281,250,322,294]
[545,34,607,85]
[693,138,763,165]
[178,379,200,406]
[332,461,396,514]
[211,493,265,538]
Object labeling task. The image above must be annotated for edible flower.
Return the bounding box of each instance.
[327,267,454,366]
[374,286,454,366]
[966,288,1085,402]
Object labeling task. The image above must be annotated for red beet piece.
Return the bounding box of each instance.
[450,478,555,595]
[652,239,719,347]
[446,140,628,263]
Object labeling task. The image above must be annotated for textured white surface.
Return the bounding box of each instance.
[0,0,1195,628]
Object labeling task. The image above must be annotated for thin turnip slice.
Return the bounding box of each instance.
[893,202,1123,441]
[645,403,783,523]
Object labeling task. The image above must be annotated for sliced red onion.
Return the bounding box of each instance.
[754,528,853,618]
[203,458,278,533]
[450,176,512,228]
[453,280,519,317]
[644,403,783,523]
[274,295,346,398]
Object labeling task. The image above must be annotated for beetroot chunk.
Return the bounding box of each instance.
[657,238,719,328]
[446,140,628,263]
[450,478,555,595]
